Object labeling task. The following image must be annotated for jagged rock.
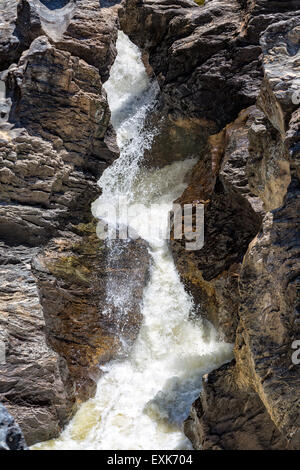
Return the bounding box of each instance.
[184,361,288,450]
[189,177,300,450]
[120,0,300,450]
[5,35,117,164]
[0,243,75,445]
[235,176,300,448]
[258,15,300,135]
[15,0,45,48]
[0,0,46,72]
[171,107,263,342]
[54,0,120,81]
[0,34,117,246]
[0,0,120,76]
[286,106,300,178]
[0,0,124,445]
[181,6,300,449]
[0,1,20,70]
[238,0,300,44]
[120,0,263,130]
[246,110,291,211]
[0,403,27,450]
[32,222,150,403]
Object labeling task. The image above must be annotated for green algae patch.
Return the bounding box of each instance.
[48,255,92,285]
[45,219,104,286]
[72,220,104,257]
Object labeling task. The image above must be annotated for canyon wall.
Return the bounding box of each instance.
[120,0,300,450]
[0,0,150,446]
[0,0,299,450]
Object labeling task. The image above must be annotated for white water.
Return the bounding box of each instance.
[34,32,232,451]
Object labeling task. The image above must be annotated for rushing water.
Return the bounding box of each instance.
[34,32,232,450]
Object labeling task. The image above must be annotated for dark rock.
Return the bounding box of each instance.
[0,403,27,450]
[185,361,289,450]
[171,107,264,342]
[180,7,300,449]
[0,1,21,71]
[119,0,264,129]
[0,242,76,445]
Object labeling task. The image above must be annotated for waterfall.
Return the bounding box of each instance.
[34,31,232,451]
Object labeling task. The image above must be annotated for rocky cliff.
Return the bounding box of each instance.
[0,0,149,446]
[1,0,299,451]
[120,0,300,450]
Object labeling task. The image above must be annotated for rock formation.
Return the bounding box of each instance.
[119,0,300,450]
[0,0,299,451]
[0,0,149,447]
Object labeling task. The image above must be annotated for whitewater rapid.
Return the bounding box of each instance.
[34,31,232,451]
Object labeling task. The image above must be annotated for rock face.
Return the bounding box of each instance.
[184,361,288,450]
[171,106,264,343]
[119,0,300,450]
[120,0,263,130]
[0,0,150,447]
[1,0,299,452]
[54,0,119,81]
[0,1,21,70]
[32,225,150,404]
[184,11,300,450]
[0,403,27,450]
[0,242,74,445]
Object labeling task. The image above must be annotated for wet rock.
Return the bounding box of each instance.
[143,113,217,168]
[32,222,150,403]
[121,0,300,450]
[0,403,27,450]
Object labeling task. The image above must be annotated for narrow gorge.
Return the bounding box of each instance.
[0,0,299,452]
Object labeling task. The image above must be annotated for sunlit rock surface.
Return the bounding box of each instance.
[171,107,264,344]
[32,224,150,405]
[0,0,126,446]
